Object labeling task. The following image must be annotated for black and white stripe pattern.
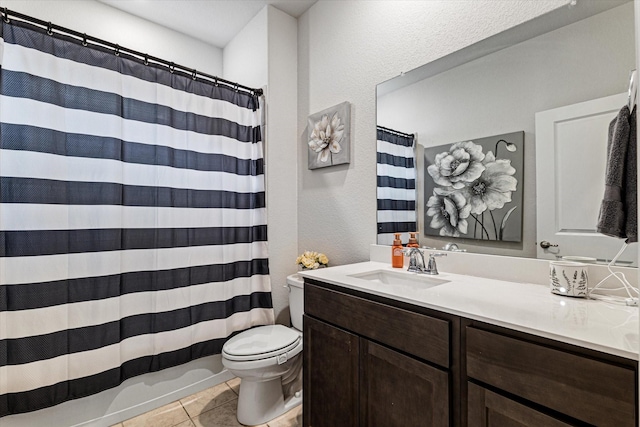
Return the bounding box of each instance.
[377,127,417,245]
[0,20,273,416]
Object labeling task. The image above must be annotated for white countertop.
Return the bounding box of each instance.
[299,261,639,360]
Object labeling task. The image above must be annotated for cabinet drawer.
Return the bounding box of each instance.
[305,282,450,367]
[466,326,636,427]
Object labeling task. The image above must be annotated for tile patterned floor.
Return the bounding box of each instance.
[111,378,302,427]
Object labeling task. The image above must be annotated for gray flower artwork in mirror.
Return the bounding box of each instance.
[424,131,523,242]
[307,101,351,169]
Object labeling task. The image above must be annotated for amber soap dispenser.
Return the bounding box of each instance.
[407,232,419,248]
[392,233,404,268]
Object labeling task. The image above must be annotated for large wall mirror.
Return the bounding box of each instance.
[376,0,638,266]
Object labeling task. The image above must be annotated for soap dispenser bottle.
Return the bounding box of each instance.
[407,232,419,248]
[392,233,404,268]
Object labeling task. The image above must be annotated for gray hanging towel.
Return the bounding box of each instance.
[596,105,637,243]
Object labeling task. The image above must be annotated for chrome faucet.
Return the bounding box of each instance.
[403,248,447,275]
[404,247,427,273]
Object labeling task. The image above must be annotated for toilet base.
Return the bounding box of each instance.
[237,377,302,426]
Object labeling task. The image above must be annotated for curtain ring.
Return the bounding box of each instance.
[192,69,197,80]
[82,33,88,47]
[47,22,53,36]
[214,77,219,87]
[114,44,120,56]
[2,8,10,23]
[169,62,175,74]
[234,84,239,93]
[143,54,149,66]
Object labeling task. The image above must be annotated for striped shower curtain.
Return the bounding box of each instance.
[0,19,273,416]
[376,127,417,246]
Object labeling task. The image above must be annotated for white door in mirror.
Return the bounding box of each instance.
[535,92,637,266]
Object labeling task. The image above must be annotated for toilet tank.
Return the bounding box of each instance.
[287,274,304,331]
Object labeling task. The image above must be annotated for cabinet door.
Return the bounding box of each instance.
[360,339,449,427]
[468,383,574,427]
[303,315,359,427]
[466,326,636,426]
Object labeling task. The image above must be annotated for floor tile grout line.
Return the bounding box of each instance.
[184,385,241,424]
[177,399,191,425]
[115,380,301,427]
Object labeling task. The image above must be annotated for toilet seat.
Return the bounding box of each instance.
[223,325,301,362]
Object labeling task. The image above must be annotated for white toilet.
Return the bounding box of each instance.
[222,274,304,426]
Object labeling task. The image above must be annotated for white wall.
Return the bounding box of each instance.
[264,7,299,324]
[223,5,298,324]
[0,1,228,426]
[297,0,569,266]
[223,7,268,88]
[2,0,223,75]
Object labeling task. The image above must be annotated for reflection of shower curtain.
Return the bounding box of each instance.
[376,127,416,245]
[0,20,273,416]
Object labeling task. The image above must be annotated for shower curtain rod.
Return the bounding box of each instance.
[377,125,414,139]
[1,7,264,97]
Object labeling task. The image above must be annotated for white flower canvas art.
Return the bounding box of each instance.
[307,102,351,169]
[424,131,524,242]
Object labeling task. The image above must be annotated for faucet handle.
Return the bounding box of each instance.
[424,252,447,275]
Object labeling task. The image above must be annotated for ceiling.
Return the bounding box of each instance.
[98,0,317,48]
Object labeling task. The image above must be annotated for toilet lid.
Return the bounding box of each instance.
[222,325,301,361]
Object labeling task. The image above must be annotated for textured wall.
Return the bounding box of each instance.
[223,7,268,88]
[223,6,299,324]
[297,0,569,266]
[2,0,223,75]
[264,7,299,324]
[224,7,298,324]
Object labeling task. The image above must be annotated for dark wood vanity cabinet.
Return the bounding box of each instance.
[303,280,457,427]
[303,279,638,427]
[465,323,638,427]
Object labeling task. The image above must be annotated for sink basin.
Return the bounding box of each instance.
[348,269,449,288]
